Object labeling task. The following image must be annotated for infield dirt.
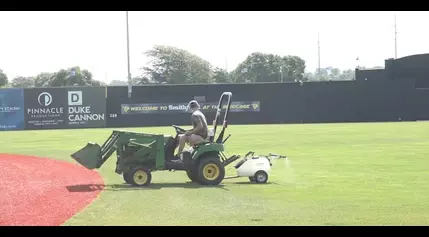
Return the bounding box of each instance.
[0,154,104,226]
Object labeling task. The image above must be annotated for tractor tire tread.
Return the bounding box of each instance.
[129,166,152,186]
[196,156,225,186]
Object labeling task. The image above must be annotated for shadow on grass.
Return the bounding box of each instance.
[66,182,230,192]
[230,181,280,185]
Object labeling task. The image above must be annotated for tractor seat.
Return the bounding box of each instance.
[192,128,214,148]
[192,137,212,148]
[192,141,211,148]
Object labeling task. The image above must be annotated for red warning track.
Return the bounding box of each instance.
[0,154,104,226]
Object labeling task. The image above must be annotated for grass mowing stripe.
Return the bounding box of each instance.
[0,122,428,225]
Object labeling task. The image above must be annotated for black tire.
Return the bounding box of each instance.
[123,172,132,184]
[248,176,255,182]
[254,170,268,184]
[196,156,225,185]
[129,167,152,186]
[186,169,198,182]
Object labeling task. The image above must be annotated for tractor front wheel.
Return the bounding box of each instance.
[123,172,132,184]
[196,156,225,185]
[129,167,152,186]
[186,169,198,182]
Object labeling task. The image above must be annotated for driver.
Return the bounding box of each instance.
[173,100,208,162]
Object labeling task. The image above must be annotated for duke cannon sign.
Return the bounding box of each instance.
[121,101,260,115]
[66,88,106,128]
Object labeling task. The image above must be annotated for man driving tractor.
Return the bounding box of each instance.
[172,100,209,162]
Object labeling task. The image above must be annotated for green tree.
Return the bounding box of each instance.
[305,67,355,81]
[81,69,101,86]
[131,76,152,85]
[326,67,341,80]
[42,67,103,87]
[0,69,8,87]
[231,52,306,83]
[283,55,306,81]
[49,69,70,87]
[34,72,55,87]
[338,69,355,80]
[109,80,128,86]
[142,45,213,84]
[11,76,35,88]
[212,68,231,83]
[308,68,335,81]
[303,71,315,81]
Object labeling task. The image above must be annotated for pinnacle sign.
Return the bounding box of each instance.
[24,88,106,129]
[24,88,67,129]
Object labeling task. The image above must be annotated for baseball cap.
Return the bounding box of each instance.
[187,100,200,111]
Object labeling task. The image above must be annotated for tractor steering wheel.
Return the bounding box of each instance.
[172,125,187,135]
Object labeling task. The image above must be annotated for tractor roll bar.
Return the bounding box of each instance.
[212,92,232,144]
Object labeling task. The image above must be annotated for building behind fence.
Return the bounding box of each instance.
[1,53,429,131]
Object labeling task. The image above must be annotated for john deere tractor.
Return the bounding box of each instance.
[71,92,241,186]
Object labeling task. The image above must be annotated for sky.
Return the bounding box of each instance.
[1,11,429,83]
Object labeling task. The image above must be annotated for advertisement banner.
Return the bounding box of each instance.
[121,101,260,115]
[66,87,106,128]
[24,88,68,129]
[0,88,25,131]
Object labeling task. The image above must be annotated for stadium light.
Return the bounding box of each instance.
[126,11,132,98]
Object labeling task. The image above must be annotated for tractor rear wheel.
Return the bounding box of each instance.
[196,156,225,185]
[129,167,152,186]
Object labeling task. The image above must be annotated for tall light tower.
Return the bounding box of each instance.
[317,32,321,80]
[126,11,132,98]
[394,14,398,59]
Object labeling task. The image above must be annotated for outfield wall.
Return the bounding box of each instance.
[0,79,427,131]
[105,80,420,128]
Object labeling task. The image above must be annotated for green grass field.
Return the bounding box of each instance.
[1,122,429,226]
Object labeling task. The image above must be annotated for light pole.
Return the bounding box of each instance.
[126,11,132,98]
[317,32,321,80]
[394,14,397,59]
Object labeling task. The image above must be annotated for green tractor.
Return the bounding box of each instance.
[71,92,241,186]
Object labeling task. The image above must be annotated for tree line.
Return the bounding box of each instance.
[130,45,357,85]
[0,67,103,88]
[0,45,359,88]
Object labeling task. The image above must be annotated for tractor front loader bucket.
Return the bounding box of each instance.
[71,131,120,170]
[71,143,102,170]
